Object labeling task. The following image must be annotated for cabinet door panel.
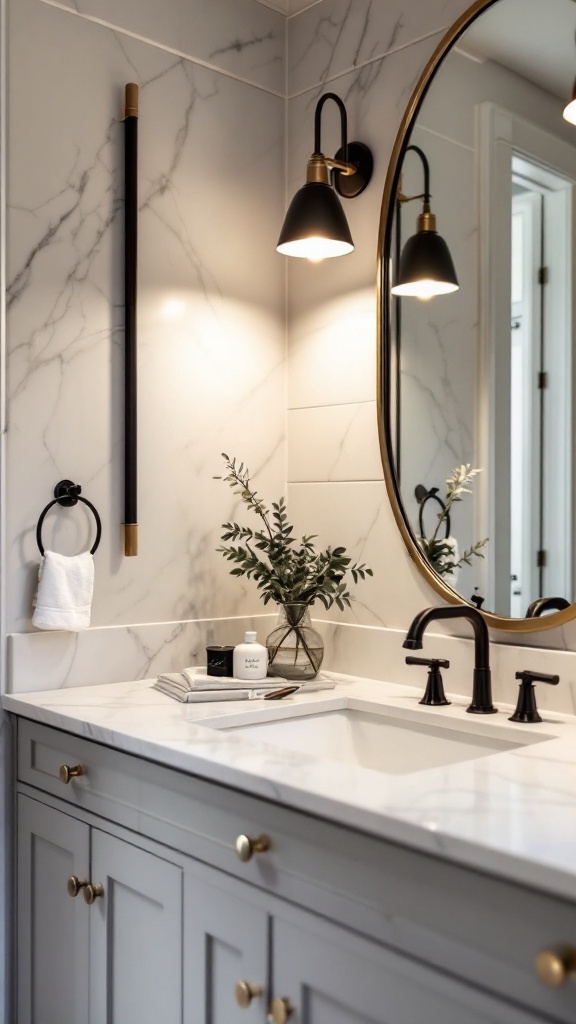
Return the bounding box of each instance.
[272,909,544,1024]
[184,861,268,1023]
[89,830,183,1024]
[18,795,90,1024]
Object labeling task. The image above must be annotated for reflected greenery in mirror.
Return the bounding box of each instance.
[378,0,576,631]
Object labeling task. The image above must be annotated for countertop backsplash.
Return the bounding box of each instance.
[8,615,576,718]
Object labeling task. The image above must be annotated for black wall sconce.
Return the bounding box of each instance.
[391,144,458,299]
[276,92,373,261]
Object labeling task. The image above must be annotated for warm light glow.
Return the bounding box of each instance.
[276,236,354,260]
[391,279,459,299]
[563,97,576,125]
[162,298,187,319]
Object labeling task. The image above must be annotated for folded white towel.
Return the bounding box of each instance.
[32,550,95,631]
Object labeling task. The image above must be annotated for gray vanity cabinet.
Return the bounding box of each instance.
[18,796,90,1024]
[14,718,576,1024]
[88,829,183,1023]
[18,794,183,1024]
[184,857,547,1024]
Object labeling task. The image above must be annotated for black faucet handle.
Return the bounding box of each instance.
[405,656,451,706]
[509,670,560,724]
[514,670,560,687]
[405,656,450,669]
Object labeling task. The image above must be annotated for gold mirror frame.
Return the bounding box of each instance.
[376,0,576,633]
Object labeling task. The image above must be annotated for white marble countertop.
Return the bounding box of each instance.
[4,675,576,902]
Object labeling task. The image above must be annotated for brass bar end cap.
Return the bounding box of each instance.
[124,523,138,556]
[124,83,139,119]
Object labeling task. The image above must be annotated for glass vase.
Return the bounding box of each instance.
[266,603,324,681]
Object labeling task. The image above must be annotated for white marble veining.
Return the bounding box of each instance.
[288,402,381,481]
[5,674,576,902]
[7,614,276,693]
[38,0,286,95]
[287,0,471,96]
[7,0,286,636]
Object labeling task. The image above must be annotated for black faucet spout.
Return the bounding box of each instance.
[403,606,496,715]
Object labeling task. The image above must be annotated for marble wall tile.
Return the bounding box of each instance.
[287,480,433,628]
[419,47,576,153]
[289,0,324,14]
[288,402,381,482]
[7,614,276,692]
[37,0,286,95]
[256,0,289,13]
[287,0,474,97]
[8,0,286,637]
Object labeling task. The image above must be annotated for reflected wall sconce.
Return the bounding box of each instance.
[564,32,576,124]
[276,92,373,261]
[564,84,576,124]
[391,144,459,299]
[563,86,576,125]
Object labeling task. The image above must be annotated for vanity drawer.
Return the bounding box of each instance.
[17,718,576,1023]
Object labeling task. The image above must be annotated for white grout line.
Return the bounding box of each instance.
[286,0,325,20]
[288,399,375,412]
[287,26,446,100]
[35,0,285,98]
[416,123,474,154]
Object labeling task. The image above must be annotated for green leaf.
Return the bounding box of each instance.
[216,454,373,606]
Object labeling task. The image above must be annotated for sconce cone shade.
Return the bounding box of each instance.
[276,182,354,260]
[391,230,459,299]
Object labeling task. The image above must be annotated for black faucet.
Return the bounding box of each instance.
[403,606,497,715]
[525,596,570,618]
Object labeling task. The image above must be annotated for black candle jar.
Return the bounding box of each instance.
[206,645,235,677]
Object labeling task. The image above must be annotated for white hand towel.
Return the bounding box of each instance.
[32,550,95,631]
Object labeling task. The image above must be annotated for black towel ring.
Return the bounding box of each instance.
[414,484,451,541]
[36,480,102,556]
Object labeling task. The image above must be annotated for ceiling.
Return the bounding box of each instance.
[462,0,576,100]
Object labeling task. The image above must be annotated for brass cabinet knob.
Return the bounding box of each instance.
[534,947,576,987]
[67,875,88,898]
[268,997,294,1024]
[58,763,85,785]
[235,833,271,862]
[83,882,104,905]
[235,981,264,1008]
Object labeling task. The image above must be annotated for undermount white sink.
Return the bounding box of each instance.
[202,696,547,775]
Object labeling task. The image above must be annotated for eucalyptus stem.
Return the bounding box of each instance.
[216,454,373,609]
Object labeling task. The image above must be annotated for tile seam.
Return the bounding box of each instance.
[34,0,285,98]
[287,26,446,100]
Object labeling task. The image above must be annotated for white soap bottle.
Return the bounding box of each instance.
[233,631,268,680]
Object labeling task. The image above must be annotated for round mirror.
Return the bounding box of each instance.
[378,0,576,631]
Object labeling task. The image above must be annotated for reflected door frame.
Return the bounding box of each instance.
[477,102,576,614]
